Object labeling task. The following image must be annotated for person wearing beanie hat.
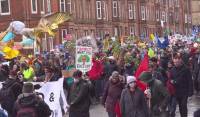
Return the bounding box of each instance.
[120,75,149,117]
[126,76,136,84]
[139,71,169,117]
[102,71,124,117]
[22,83,34,93]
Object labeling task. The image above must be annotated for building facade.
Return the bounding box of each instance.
[0,0,192,52]
[192,0,200,33]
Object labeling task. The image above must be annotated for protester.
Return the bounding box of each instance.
[102,71,124,117]
[0,64,9,81]
[68,70,91,117]
[13,83,51,117]
[139,71,169,117]
[44,66,60,82]
[120,76,149,117]
[20,62,35,81]
[0,70,23,117]
[170,53,193,117]
[166,61,176,117]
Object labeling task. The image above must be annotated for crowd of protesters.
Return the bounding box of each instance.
[0,36,200,117]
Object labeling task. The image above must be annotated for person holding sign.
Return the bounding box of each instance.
[68,70,91,117]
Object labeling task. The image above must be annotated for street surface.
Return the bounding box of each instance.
[66,96,200,117]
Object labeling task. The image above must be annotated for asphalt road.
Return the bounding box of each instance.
[66,96,200,117]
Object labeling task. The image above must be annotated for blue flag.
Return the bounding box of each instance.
[157,35,169,49]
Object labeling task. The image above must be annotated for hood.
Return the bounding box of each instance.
[17,93,37,106]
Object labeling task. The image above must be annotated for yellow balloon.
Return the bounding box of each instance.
[150,34,155,41]
[2,46,12,54]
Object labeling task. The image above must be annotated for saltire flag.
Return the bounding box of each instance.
[157,35,169,49]
[134,53,149,91]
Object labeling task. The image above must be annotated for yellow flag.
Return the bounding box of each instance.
[150,34,155,41]
[148,48,155,58]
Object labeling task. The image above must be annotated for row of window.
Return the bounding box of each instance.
[31,0,51,14]
[0,0,190,24]
[0,0,56,15]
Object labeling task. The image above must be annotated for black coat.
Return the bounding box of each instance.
[68,79,90,117]
[170,65,193,97]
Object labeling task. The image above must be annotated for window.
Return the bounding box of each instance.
[96,1,102,19]
[175,12,179,22]
[128,3,133,19]
[113,1,118,17]
[102,1,107,20]
[185,14,187,23]
[40,0,45,14]
[118,1,121,18]
[31,0,37,14]
[156,10,160,21]
[60,0,66,12]
[162,11,165,22]
[133,5,136,19]
[67,0,72,13]
[42,34,47,51]
[49,37,54,51]
[114,27,118,36]
[61,29,67,42]
[141,6,146,20]
[47,0,51,14]
[0,0,10,15]
[146,7,149,20]
[130,26,135,36]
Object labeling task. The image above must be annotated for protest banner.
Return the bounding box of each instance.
[76,46,92,73]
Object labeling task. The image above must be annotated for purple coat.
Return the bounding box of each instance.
[102,81,124,112]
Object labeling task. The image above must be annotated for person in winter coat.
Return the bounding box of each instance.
[192,52,200,95]
[102,71,124,117]
[0,64,9,81]
[13,83,51,117]
[20,63,35,82]
[170,53,193,117]
[0,70,23,117]
[120,76,149,117]
[139,71,169,117]
[68,70,91,117]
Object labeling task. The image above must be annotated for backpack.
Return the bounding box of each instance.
[16,107,37,117]
[0,82,16,113]
[16,93,51,117]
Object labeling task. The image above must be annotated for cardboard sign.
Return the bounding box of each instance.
[76,46,92,73]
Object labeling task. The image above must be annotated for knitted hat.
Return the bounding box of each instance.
[127,76,136,84]
[111,71,119,78]
[139,71,154,83]
[22,83,34,93]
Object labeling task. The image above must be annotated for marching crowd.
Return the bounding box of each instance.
[0,38,200,117]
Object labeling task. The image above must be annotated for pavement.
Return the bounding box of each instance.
[65,96,200,117]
